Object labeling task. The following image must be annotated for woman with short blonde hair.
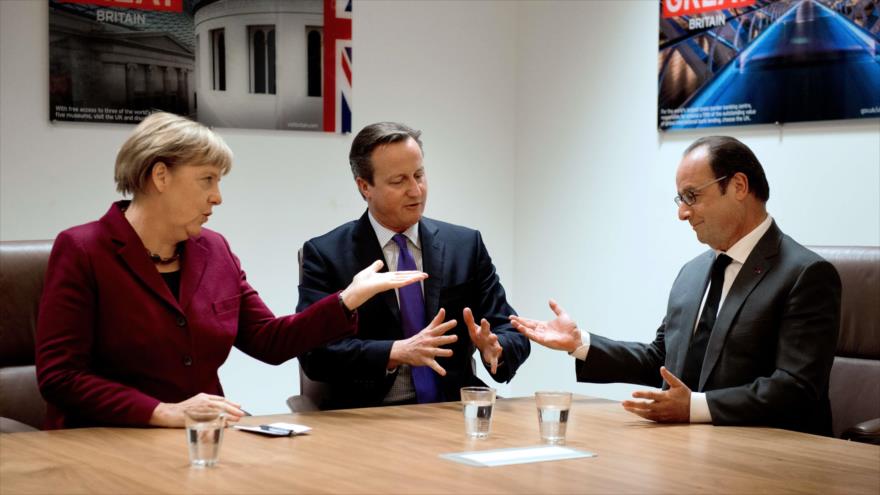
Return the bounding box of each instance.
[114,111,233,196]
[35,112,425,429]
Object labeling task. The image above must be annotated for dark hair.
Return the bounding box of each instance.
[349,122,423,184]
[684,136,769,202]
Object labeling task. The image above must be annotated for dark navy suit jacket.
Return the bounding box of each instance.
[297,212,530,409]
[577,222,841,435]
[36,202,355,428]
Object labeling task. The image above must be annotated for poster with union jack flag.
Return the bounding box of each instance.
[49,0,353,133]
[324,0,352,133]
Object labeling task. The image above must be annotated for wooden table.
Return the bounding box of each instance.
[2,396,878,494]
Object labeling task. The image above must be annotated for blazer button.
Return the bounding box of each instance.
[176,316,187,327]
[183,356,193,367]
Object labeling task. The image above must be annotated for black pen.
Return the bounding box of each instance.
[260,425,293,435]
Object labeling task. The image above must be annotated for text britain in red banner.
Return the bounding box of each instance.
[662,0,756,18]
[57,0,182,13]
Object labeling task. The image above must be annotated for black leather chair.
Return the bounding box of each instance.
[286,365,330,413]
[0,240,53,432]
[287,248,330,412]
[811,246,880,444]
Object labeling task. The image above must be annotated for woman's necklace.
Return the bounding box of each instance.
[147,245,181,265]
[121,205,181,265]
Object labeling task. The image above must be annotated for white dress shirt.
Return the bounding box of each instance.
[572,214,773,423]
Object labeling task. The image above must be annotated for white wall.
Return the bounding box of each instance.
[1,0,517,414]
[509,0,880,400]
[2,0,877,414]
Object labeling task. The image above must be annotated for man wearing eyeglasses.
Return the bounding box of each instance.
[512,136,841,435]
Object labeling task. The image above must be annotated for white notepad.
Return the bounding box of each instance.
[440,445,595,467]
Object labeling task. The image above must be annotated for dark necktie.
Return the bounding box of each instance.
[681,253,733,390]
[392,234,441,403]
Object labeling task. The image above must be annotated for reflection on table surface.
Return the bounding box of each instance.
[2,396,878,494]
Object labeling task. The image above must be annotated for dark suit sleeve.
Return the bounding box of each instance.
[36,231,160,426]
[297,240,395,382]
[575,325,666,388]
[574,262,691,387]
[471,232,530,382]
[706,260,841,427]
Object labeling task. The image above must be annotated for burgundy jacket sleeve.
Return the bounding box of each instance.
[221,237,357,364]
[36,231,160,427]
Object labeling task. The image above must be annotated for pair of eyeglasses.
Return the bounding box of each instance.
[674,176,727,207]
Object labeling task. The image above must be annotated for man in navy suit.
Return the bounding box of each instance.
[298,122,530,409]
[512,136,841,435]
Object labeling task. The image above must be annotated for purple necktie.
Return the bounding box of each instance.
[392,234,441,403]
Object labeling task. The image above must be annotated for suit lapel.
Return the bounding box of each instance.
[700,222,781,389]
[670,251,714,379]
[179,236,208,312]
[103,202,181,313]
[419,218,445,321]
[353,212,401,324]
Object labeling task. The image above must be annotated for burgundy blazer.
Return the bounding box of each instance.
[36,202,355,429]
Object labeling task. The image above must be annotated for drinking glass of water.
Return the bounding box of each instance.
[185,406,225,468]
[535,391,572,445]
[460,386,496,439]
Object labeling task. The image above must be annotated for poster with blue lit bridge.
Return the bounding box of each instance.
[658,0,880,129]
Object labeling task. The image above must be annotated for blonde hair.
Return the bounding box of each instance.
[114,112,233,196]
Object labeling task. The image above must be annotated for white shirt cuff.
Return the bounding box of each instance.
[689,392,712,423]
[569,329,591,361]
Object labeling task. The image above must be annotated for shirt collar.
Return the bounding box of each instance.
[718,214,773,264]
[367,210,420,250]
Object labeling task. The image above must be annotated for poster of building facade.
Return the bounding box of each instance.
[49,0,352,133]
[658,0,880,130]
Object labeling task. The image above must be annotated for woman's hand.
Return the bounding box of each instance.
[149,393,245,428]
[340,260,428,311]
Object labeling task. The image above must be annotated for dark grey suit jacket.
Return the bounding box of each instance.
[297,212,530,409]
[577,222,841,435]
